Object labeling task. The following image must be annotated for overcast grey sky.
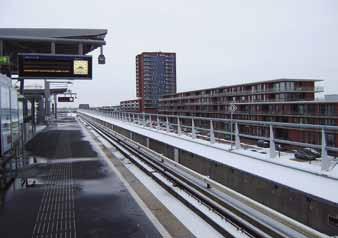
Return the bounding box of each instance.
[2,0,338,107]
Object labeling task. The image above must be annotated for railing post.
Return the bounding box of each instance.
[269,124,276,158]
[157,116,161,130]
[321,129,330,171]
[210,120,215,144]
[235,122,241,149]
[128,113,131,122]
[230,117,233,150]
[132,113,135,123]
[143,113,146,127]
[191,118,196,139]
[177,117,182,135]
[166,117,170,133]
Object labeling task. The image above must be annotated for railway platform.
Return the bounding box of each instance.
[0,115,195,238]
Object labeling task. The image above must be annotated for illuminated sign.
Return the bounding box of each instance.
[58,96,74,102]
[0,56,9,65]
[73,60,89,75]
[18,54,92,79]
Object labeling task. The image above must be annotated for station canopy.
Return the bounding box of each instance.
[23,88,68,99]
[0,28,107,72]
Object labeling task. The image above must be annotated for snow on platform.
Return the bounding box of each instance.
[81,112,338,204]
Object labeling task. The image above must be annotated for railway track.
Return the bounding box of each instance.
[79,115,310,238]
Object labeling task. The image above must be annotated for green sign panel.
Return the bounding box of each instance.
[0,56,9,65]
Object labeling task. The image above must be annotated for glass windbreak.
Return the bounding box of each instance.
[10,88,19,144]
[1,85,11,155]
[18,100,24,123]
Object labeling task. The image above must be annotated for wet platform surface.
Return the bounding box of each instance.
[0,117,162,238]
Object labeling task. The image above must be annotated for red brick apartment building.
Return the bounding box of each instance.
[136,52,176,112]
[159,79,338,148]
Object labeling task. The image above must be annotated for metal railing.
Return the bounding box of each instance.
[160,86,324,101]
[159,108,338,118]
[79,109,338,171]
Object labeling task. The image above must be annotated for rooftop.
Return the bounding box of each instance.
[0,28,107,44]
[137,52,176,57]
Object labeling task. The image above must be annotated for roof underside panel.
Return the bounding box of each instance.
[0,28,107,72]
[0,28,107,41]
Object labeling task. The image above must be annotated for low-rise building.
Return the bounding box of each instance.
[159,78,338,148]
[120,98,141,112]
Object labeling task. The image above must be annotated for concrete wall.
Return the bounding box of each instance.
[148,139,175,160]
[133,132,147,146]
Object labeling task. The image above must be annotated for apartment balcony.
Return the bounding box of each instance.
[160,97,320,107]
[159,108,338,119]
[221,86,324,97]
[160,86,324,101]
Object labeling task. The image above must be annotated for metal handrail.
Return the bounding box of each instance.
[80,109,338,154]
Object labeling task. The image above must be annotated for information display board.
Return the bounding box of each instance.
[18,54,92,79]
[58,96,74,102]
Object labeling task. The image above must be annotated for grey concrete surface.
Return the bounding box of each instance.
[0,118,162,238]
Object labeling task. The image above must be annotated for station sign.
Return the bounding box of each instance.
[18,53,92,79]
[58,96,74,102]
[0,56,10,65]
[229,103,238,113]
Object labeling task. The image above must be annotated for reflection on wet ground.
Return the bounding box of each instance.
[0,119,161,238]
[25,123,98,159]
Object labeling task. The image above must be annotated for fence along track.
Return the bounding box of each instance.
[81,116,292,238]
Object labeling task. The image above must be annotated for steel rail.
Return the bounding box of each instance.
[80,116,295,238]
